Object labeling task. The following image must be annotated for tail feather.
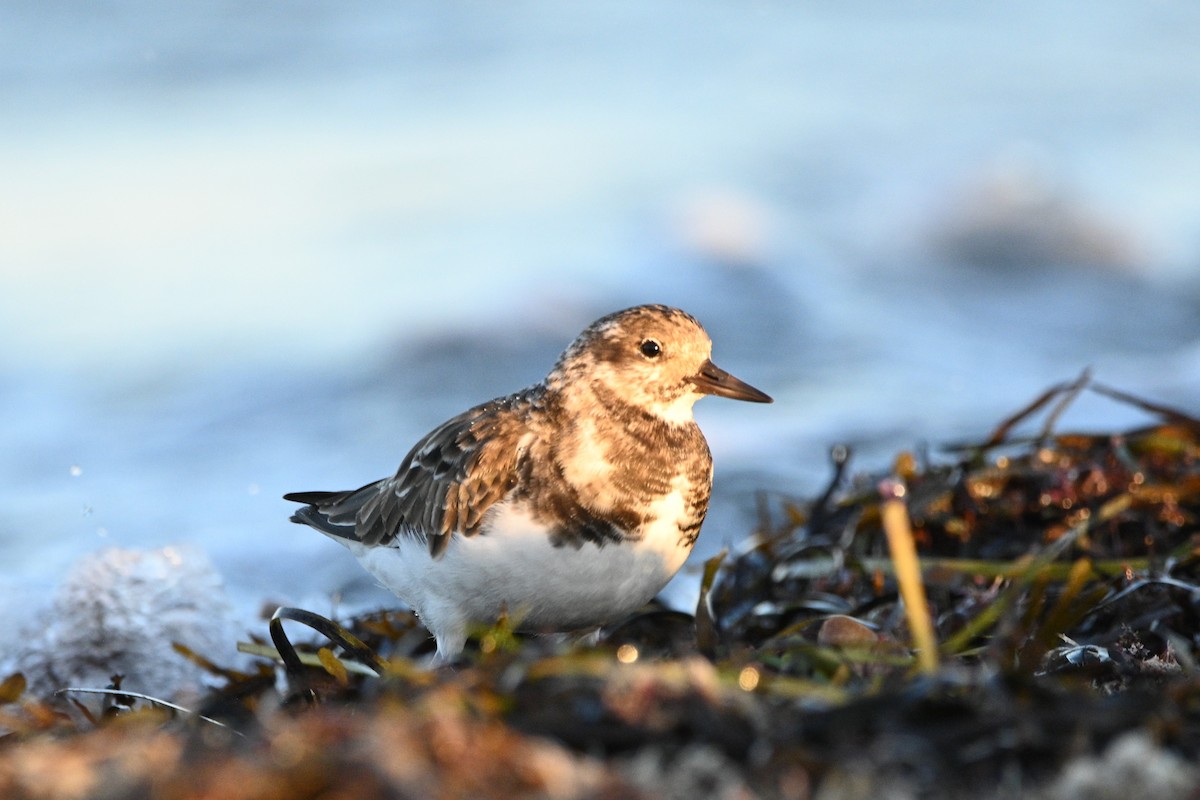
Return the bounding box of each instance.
[284,486,378,543]
[283,490,350,505]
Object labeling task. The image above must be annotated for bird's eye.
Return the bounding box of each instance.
[639,339,662,359]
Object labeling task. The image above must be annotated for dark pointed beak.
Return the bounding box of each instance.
[690,359,773,403]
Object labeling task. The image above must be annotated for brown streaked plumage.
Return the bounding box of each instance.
[285,304,771,660]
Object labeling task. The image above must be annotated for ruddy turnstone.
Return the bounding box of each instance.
[284,304,771,659]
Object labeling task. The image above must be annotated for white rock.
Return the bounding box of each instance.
[5,546,234,704]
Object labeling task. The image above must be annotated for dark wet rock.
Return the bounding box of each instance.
[925,160,1142,273]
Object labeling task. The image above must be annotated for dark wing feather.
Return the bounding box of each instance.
[286,389,537,556]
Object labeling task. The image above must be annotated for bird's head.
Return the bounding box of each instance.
[549,304,772,424]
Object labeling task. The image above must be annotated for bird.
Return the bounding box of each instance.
[284,304,772,660]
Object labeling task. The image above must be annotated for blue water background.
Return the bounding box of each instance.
[3,1,1199,641]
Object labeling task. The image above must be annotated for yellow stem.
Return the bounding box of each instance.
[881,484,939,674]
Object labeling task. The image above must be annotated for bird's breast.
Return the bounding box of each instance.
[633,472,706,565]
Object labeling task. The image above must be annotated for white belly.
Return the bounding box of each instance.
[348,492,695,652]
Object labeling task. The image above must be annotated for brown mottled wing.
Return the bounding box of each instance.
[350,390,537,555]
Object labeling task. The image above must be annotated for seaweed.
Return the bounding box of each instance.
[2,376,1199,798]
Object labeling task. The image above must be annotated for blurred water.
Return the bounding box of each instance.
[3,1,1200,645]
